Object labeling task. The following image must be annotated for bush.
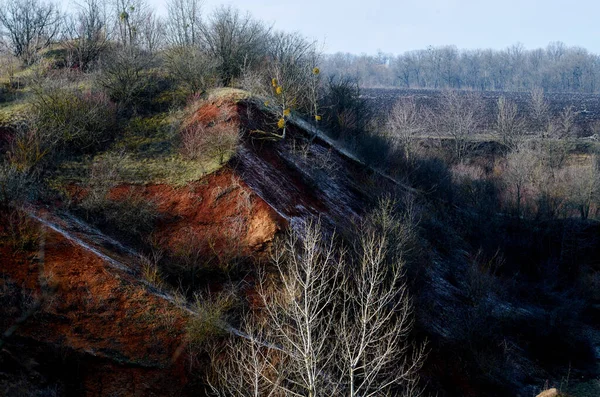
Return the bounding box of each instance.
[74,155,159,243]
[180,106,240,164]
[0,163,39,250]
[82,190,159,244]
[0,162,36,208]
[97,47,169,114]
[29,86,117,156]
[320,75,373,141]
[164,46,219,96]
[186,289,237,352]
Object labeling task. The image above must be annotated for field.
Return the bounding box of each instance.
[363,87,600,136]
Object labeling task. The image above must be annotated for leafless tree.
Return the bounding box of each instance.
[386,97,424,162]
[112,0,150,48]
[257,221,342,397]
[431,90,482,161]
[528,87,549,132]
[267,31,317,138]
[64,0,109,70]
[200,6,270,85]
[564,156,600,219]
[495,96,524,149]
[556,105,577,139]
[337,201,425,397]
[164,45,217,94]
[503,143,538,217]
[210,205,425,397]
[165,0,202,47]
[137,10,164,53]
[0,0,62,65]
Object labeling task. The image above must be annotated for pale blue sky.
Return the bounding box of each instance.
[148,0,599,55]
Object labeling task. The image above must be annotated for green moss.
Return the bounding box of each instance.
[0,101,29,125]
[50,110,230,188]
[206,87,251,103]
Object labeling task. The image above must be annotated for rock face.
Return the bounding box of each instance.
[536,388,559,397]
[0,91,406,395]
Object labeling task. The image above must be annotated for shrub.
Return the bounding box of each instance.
[164,45,218,96]
[180,107,240,164]
[29,86,117,156]
[84,190,159,243]
[96,47,167,114]
[320,75,373,141]
[0,162,36,208]
[7,123,50,171]
[75,155,159,243]
[0,163,39,250]
[186,289,237,351]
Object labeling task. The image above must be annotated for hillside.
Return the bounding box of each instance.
[2,88,599,396]
[0,89,411,395]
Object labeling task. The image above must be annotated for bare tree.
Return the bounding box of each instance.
[257,221,341,397]
[164,45,217,94]
[200,6,270,85]
[556,105,577,138]
[137,9,164,53]
[564,156,600,220]
[528,87,549,132]
[0,0,62,65]
[431,90,482,161]
[210,206,425,397]
[112,0,150,48]
[337,201,425,397]
[503,143,538,218]
[386,97,424,162]
[495,95,524,149]
[267,31,317,138]
[165,0,202,47]
[64,0,109,70]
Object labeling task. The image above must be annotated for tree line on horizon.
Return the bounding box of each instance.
[322,42,600,93]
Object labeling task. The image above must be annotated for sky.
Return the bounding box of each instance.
[148,0,600,55]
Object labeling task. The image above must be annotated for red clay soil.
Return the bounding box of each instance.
[109,168,285,262]
[0,227,193,396]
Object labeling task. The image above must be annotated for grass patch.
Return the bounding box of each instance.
[0,101,29,125]
[50,111,231,188]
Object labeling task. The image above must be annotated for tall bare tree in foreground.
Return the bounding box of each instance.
[0,0,62,64]
[210,203,425,397]
[337,201,425,397]
[259,221,342,397]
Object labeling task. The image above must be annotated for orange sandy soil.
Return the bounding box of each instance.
[0,167,284,395]
[0,227,193,396]
[109,167,285,262]
[0,93,287,395]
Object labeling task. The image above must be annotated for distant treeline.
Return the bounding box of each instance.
[322,42,600,93]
